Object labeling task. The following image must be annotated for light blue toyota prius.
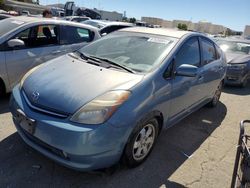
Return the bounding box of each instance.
[10,27,226,171]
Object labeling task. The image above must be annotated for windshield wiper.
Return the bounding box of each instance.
[89,55,135,73]
[75,51,101,66]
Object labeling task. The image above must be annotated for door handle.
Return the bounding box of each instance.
[52,50,61,54]
[198,75,204,81]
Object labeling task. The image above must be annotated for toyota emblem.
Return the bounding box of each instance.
[31,91,39,102]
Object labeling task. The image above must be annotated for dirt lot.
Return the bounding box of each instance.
[1,85,250,188]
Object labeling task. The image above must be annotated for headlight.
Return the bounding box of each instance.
[70,90,131,125]
[227,63,247,70]
[20,64,43,88]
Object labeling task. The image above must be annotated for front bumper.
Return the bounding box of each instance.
[9,86,129,171]
[225,67,248,85]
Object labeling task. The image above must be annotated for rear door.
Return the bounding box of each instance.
[59,25,95,52]
[5,24,61,88]
[199,37,222,98]
[168,37,203,121]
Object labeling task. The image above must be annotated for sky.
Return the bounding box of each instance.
[40,0,250,31]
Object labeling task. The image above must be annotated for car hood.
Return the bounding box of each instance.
[22,54,144,115]
[225,52,250,64]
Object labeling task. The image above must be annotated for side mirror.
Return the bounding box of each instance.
[7,39,25,48]
[176,64,198,77]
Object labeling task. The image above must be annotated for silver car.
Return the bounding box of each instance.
[0,16,101,95]
[216,38,250,87]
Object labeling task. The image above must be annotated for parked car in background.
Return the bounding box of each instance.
[82,20,134,36]
[65,16,91,22]
[0,14,13,20]
[0,16,101,95]
[10,27,226,171]
[21,10,30,16]
[216,38,250,87]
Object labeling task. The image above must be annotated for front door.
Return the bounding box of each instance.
[5,24,61,89]
[168,37,203,122]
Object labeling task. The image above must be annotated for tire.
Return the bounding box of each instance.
[123,118,159,168]
[207,81,222,107]
[241,78,248,88]
[0,80,5,97]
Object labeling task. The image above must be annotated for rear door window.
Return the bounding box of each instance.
[60,26,93,44]
[201,38,217,64]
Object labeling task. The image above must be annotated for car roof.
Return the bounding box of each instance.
[216,37,250,44]
[6,16,99,31]
[87,19,133,26]
[0,14,12,17]
[119,27,192,39]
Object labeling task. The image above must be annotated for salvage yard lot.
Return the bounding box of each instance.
[0,85,250,188]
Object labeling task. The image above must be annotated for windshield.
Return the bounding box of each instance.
[82,20,107,29]
[217,40,250,54]
[79,32,178,73]
[0,19,25,36]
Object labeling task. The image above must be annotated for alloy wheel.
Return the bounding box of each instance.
[132,123,156,161]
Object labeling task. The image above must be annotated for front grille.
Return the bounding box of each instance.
[22,90,68,118]
[21,127,69,160]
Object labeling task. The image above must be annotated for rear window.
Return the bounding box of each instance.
[0,19,25,36]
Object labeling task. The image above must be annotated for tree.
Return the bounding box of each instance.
[0,0,4,9]
[177,23,188,31]
[182,24,187,30]
[122,17,128,22]
[225,28,233,36]
[129,17,136,24]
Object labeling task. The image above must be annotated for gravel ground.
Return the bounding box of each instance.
[0,85,250,188]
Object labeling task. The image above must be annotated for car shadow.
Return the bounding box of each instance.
[223,82,250,95]
[0,102,227,188]
[0,94,10,114]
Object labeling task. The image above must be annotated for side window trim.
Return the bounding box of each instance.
[200,37,217,65]
[163,36,201,80]
[60,25,92,45]
[163,59,175,79]
[214,44,221,60]
[5,24,60,51]
[3,28,32,51]
[175,36,201,68]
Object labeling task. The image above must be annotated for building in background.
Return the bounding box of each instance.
[94,8,122,21]
[243,25,250,39]
[141,17,163,26]
[4,0,45,14]
[141,16,229,35]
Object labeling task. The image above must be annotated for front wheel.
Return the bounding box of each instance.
[123,118,159,168]
[241,78,248,88]
[207,81,222,107]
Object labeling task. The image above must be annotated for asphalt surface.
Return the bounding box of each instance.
[0,84,250,188]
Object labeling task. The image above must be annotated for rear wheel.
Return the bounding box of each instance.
[0,80,6,97]
[123,118,159,167]
[207,81,222,107]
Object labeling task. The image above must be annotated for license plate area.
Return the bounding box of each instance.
[227,76,238,81]
[16,109,36,135]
